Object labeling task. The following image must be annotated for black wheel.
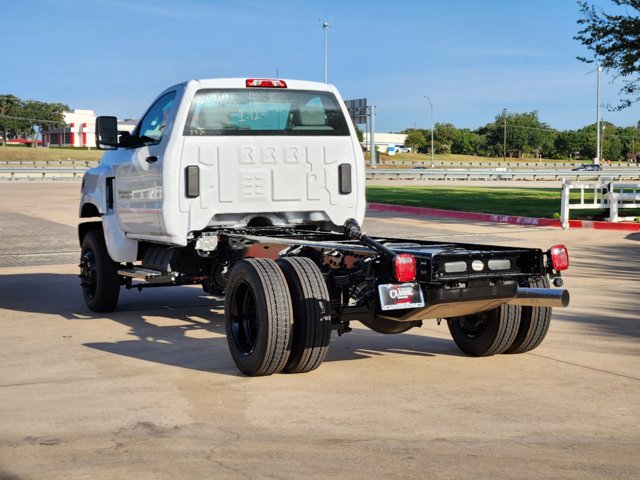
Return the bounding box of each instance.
[224,259,293,376]
[505,277,552,354]
[276,257,331,373]
[79,230,121,312]
[447,304,521,356]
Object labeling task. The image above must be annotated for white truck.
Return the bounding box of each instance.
[79,78,570,376]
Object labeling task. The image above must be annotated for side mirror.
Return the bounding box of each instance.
[119,130,133,148]
[96,116,119,150]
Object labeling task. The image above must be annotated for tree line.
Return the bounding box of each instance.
[402,110,640,162]
[0,94,68,146]
[398,0,640,162]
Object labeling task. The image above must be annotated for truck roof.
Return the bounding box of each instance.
[166,78,336,93]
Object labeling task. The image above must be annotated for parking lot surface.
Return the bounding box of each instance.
[0,183,638,479]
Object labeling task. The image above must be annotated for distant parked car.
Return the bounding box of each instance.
[396,145,412,153]
[572,164,602,172]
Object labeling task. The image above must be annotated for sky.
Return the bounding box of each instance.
[1,0,638,132]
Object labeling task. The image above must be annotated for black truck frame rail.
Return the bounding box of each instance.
[118,220,568,336]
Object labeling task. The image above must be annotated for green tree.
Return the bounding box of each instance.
[553,130,585,159]
[600,122,624,161]
[481,111,556,158]
[433,122,458,154]
[0,96,68,146]
[618,125,640,160]
[575,122,626,161]
[18,99,68,146]
[404,129,427,153]
[576,124,599,160]
[0,94,26,145]
[451,129,485,155]
[575,0,640,109]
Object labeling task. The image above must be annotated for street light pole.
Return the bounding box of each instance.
[322,21,330,83]
[424,96,434,166]
[596,64,602,164]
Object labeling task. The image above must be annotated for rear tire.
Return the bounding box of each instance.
[80,230,120,312]
[447,304,521,356]
[505,277,552,354]
[224,259,292,376]
[276,257,332,373]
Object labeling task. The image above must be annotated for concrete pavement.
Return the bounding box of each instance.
[0,182,638,479]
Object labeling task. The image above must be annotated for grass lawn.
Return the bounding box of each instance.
[0,145,103,163]
[387,152,575,165]
[366,185,640,220]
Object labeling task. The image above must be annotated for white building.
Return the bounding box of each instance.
[362,133,408,154]
[42,109,137,148]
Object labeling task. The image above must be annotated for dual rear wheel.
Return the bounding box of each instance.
[447,278,552,356]
[224,257,331,376]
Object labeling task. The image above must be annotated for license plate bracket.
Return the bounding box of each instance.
[378,283,425,311]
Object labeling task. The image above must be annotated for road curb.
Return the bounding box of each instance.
[366,202,640,231]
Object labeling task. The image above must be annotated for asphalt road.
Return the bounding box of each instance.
[0,183,638,480]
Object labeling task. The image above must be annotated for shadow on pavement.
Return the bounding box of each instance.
[559,241,640,340]
[625,232,640,242]
[0,273,462,375]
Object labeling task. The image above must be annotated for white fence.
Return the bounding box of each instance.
[367,168,640,182]
[560,179,640,228]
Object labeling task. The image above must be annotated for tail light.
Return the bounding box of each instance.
[394,254,417,282]
[246,79,287,88]
[549,245,569,271]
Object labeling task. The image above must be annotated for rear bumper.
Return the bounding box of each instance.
[377,284,569,322]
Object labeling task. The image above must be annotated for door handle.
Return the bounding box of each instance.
[145,155,158,164]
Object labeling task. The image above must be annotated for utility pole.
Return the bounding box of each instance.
[601,122,606,164]
[503,108,507,161]
[369,105,376,166]
[424,96,434,167]
[322,21,330,83]
[595,64,602,164]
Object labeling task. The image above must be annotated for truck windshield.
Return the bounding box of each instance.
[184,89,350,136]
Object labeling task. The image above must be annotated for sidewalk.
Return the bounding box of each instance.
[367,202,640,231]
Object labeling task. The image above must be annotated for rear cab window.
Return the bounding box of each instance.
[183,89,350,136]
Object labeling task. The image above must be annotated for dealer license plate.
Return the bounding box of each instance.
[378,283,425,311]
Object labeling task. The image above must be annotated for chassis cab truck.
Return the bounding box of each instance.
[79,78,570,376]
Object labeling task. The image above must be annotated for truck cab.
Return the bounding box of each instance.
[81,78,366,262]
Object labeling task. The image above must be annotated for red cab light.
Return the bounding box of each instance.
[550,245,569,271]
[394,254,417,282]
[245,79,287,88]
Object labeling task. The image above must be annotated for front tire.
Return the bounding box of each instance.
[79,230,121,312]
[447,304,521,356]
[224,259,293,376]
[276,257,332,373]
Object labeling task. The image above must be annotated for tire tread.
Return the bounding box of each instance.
[505,277,552,354]
[81,230,120,312]
[224,258,292,376]
[277,257,331,373]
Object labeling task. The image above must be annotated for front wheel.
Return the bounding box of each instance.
[447,304,521,356]
[79,230,121,312]
[224,259,293,376]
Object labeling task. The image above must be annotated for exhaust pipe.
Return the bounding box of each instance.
[507,287,570,308]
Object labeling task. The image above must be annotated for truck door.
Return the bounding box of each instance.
[115,91,176,236]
